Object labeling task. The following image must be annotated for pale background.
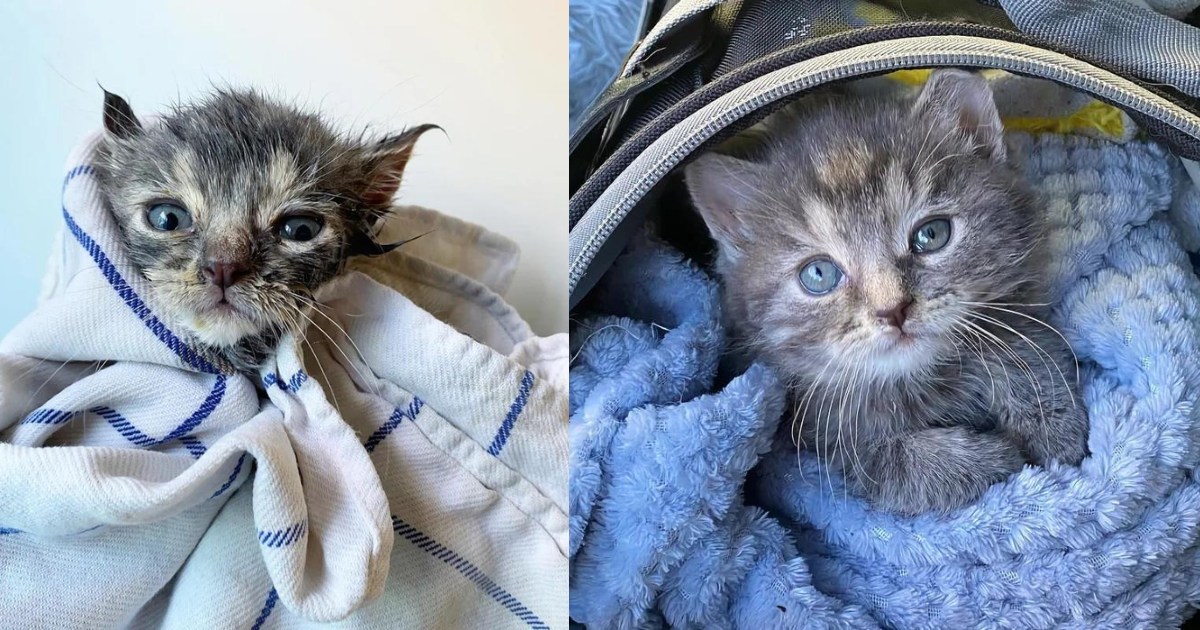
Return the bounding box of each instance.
[0,0,565,337]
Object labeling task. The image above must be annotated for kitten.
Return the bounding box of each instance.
[94,89,437,374]
[685,69,1088,515]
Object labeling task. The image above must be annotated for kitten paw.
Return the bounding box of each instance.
[1019,405,1089,467]
[857,428,1024,516]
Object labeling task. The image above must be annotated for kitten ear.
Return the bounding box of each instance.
[684,153,759,255]
[102,89,142,139]
[912,69,1005,162]
[359,124,442,207]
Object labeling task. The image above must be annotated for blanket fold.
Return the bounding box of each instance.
[0,131,567,629]
[569,132,1200,628]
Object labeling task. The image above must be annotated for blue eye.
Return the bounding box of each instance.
[147,203,192,231]
[911,218,952,253]
[279,216,323,242]
[798,259,842,295]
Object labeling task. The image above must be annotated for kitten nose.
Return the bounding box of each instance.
[202,260,249,290]
[876,299,912,329]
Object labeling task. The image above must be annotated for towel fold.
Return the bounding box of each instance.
[0,130,567,629]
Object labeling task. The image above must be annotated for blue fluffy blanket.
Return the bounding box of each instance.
[568,133,1200,628]
[569,0,644,133]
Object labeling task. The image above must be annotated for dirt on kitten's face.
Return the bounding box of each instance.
[687,70,1044,385]
[93,89,437,371]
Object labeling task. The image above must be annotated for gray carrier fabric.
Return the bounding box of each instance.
[1001,0,1200,101]
[568,35,1200,298]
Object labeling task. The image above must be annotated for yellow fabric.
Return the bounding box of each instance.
[1001,100,1126,139]
[883,69,1126,139]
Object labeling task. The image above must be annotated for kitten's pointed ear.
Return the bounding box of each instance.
[102,89,142,139]
[912,69,1005,162]
[684,152,758,255]
[359,124,442,207]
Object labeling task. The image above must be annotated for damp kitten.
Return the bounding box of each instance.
[94,89,436,374]
[686,69,1088,515]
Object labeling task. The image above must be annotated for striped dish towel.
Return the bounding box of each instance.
[0,131,567,629]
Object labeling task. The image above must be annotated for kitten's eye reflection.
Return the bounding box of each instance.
[798,259,843,295]
[146,203,192,231]
[279,216,323,242]
[911,218,952,253]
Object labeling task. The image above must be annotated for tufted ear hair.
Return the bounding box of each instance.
[102,89,142,139]
[358,124,442,208]
[684,152,761,258]
[911,69,1005,162]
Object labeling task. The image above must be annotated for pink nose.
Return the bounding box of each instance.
[202,260,249,289]
[876,299,912,329]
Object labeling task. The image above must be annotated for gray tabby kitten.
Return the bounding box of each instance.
[686,70,1088,515]
[94,89,436,374]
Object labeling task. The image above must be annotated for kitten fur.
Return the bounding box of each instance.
[94,89,437,374]
[686,70,1088,516]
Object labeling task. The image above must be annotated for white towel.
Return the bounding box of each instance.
[0,131,567,629]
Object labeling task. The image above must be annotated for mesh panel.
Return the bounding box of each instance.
[569,19,1200,228]
[570,21,1035,225]
[713,0,1013,77]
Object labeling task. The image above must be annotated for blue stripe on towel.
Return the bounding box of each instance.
[261,371,306,392]
[160,376,226,443]
[211,453,248,499]
[21,409,76,425]
[180,436,207,458]
[250,588,278,630]
[257,520,307,548]
[363,398,425,453]
[87,375,225,455]
[0,525,99,536]
[486,371,535,456]
[61,165,222,375]
[392,515,549,629]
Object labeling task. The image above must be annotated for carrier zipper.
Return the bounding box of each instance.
[569,35,1200,297]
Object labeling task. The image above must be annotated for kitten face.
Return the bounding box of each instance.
[688,70,1042,384]
[93,90,435,368]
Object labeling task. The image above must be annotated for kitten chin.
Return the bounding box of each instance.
[182,306,262,348]
[688,69,1088,515]
[93,88,438,374]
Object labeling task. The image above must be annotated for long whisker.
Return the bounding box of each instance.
[962,302,1079,384]
[961,317,1053,456]
[965,310,1075,410]
[283,307,342,417]
[793,354,839,485]
[953,323,997,409]
[821,363,850,498]
[835,358,859,501]
[288,301,378,400]
[292,294,380,397]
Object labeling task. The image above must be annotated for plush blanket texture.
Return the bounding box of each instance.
[568,132,1200,628]
[569,0,644,132]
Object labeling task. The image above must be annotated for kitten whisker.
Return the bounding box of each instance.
[284,307,343,418]
[960,317,1053,457]
[964,309,1075,410]
[952,323,997,409]
[963,300,1052,308]
[835,359,858,498]
[793,353,841,485]
[962,302,1079,385]
[821,362,852,498]
[286,300,379,399]
[25,351,81,420]
[846,358,876,487]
